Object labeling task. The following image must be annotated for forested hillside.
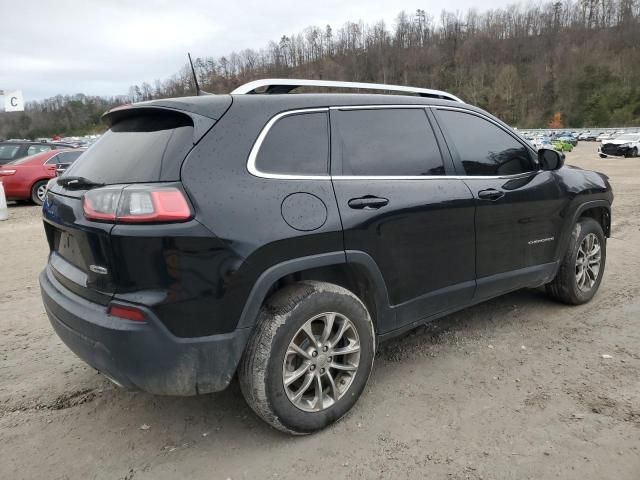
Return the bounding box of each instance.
[2,0,639,139]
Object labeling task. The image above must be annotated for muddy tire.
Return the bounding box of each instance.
[238,280,375,435]
[546,218,606,305]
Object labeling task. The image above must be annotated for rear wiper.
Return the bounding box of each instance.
[56,176,105,190]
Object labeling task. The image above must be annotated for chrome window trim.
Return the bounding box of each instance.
[247,104,540,181]
[44,152,62,165]
[329,104,429,111]
[432,105,539,158]
[231,78,463,103]
[331,173,541,180]
[247,108,331,180]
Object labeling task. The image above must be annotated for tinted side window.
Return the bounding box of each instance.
[333,109,444,176]
[256,112,328,175]
[27,144,52,156]
[45,154,61,164]
[0,144,21,160]
[55,151,83,163]
[436,110,533,176]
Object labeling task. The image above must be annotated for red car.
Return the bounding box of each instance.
[0,149,85,205]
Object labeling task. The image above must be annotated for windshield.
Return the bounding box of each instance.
[9,153,43,165]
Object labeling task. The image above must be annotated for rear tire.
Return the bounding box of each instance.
[238,280,375,435]
[546,218,606,305]
[630,147,638,158]
[31,180,48,205]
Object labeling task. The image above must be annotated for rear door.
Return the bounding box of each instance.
[330,106,476,333]
[432,107,567,299]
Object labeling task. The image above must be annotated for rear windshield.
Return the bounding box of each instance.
[64,112,194,184]
[10,153,42,165]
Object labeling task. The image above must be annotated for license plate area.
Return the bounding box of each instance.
[53,229,86,271]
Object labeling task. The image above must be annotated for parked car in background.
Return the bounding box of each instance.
[552,139,573,152]
[597,132,615,142]
[0,140,76,165]
[585,131,602,141]
[531,137,553,150]
[0,149,85,204]
[578,131,591,140]
[558,135,578,146]
[599,133,640,158]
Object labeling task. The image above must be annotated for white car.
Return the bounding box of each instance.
[578,131,589,140]
[599,133,640,158]
[597,132,614,142]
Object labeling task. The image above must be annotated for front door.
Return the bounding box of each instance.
[330,106,476,333]
[433,107,568,300]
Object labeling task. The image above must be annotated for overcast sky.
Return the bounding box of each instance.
[1,0,513,101]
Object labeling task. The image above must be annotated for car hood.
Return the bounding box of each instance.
[604,139,638,145]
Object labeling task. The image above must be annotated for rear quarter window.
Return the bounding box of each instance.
[65,112,194,184]
[54,151,84,164]
[254,111,329,176]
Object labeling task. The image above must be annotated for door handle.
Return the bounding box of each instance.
[348,196,389,210]
[478,188,505,201]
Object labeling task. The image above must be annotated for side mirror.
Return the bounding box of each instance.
[538,148,564,171]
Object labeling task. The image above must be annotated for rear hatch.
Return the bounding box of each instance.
[43,98,231,304]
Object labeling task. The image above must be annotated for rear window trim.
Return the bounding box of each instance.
[247,108,331,180]
[63,112,195,185]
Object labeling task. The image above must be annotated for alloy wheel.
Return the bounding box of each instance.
[282,312,361,412]
[575,233,601,292]
[36,184,47,203]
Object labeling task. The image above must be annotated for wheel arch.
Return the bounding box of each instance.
[31,177,51,193]
[554,200,611,270]
[575,201,611,237]
[236,251,392,334]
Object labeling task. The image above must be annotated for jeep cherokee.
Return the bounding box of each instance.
[39,79,613,434]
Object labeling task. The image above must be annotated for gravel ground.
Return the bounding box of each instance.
[1,142,638,479]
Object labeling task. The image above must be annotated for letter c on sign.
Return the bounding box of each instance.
[10,97,18,107]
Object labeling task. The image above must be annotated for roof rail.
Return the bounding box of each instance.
[230,79,463,103]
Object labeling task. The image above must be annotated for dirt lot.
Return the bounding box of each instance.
[1,142,639,479]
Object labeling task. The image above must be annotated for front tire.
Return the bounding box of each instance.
[546,218,606,305]
[239,280,375,434]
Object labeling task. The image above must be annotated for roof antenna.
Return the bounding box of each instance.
[188,53,211,96]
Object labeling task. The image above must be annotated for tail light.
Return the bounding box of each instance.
[83,185,192,223]
[0,169,16,176]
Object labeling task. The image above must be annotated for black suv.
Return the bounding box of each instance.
[39,79,613,434]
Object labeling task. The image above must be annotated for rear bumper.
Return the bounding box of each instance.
[39,267,251,395]
[1,180,29,199]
